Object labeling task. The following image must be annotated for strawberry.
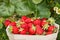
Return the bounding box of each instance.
[40,19,47,27]
[21,16,27,22]
[36,25,44,35]
[19,28,26,35]
[20,30,26,35]
[29,25,36,35]
[12,26,19,34]
[46,31,52,35]
[21,23,28,29]
[33,19,41,26]
[28,23,33,28]
[10,22,16,26]
[25,18,32,23]
[21,23,29,32]
[48,26,55,32]
[4,19,11,27]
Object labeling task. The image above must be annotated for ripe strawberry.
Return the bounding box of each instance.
[10,22,16,26]
[48,26,55,32]
[21,23,28,29]
[33,19,41,26]
[21,16,27,22]
[12,26,19,34]
[28,23,33,28]
[29,25,36,35]
[19,28,26,35]
[36,25,44,35]
[46,31,52,35]
[25,18,32,23]
[4,19,11,27]
[21,23,29,32]
[40,19,47,27]
[20,30,26,35]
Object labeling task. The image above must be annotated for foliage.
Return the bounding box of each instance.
[0,0,15,17]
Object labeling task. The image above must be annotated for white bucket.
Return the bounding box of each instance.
[6,23,59,40]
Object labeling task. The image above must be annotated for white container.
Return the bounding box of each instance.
[6,23,59,40]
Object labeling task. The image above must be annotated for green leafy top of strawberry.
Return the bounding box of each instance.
[47,17,55,25]
[8,26,12,33]
[16,21,21,27]
[19,28,24,32]
[32,25,36,31]
[43,23,49,30]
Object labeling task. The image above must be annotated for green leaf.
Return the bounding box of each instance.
[37,1,51,18]
[38,9,51,18]
[32,0,43,4]
[16,0,34,16]
[0,23,3,29]
[0,3,14,17]
[10,0,21,5]
[55,3,60,8]
[27,0,36,11]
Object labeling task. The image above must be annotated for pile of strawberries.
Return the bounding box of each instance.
[4,16,57,35]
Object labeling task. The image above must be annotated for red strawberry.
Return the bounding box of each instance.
[4,19,11,27]
[48,26,55,32]
[12,26,19,34]
[25,18,32,23]
[41,19,47,27]
[29,25,36,35]
[36,25,44,35]
[20,30,26,35]
[21,23,29,32]
[21,23,28,29]
[28,23,33,28]
[21,16,27,22]
[46,31,52,35]
[33,19,41,26]
[19,28,26,35]
[10,22,16,26]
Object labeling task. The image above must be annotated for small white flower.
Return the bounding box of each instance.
[56,9,60,14]
[53,7,58,11]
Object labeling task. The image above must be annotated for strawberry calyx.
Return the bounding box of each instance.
[47,17,55,25]
[19,28,26,34]
[8,26,13,33]
[43,23,49,30]
[32,25,36,31]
